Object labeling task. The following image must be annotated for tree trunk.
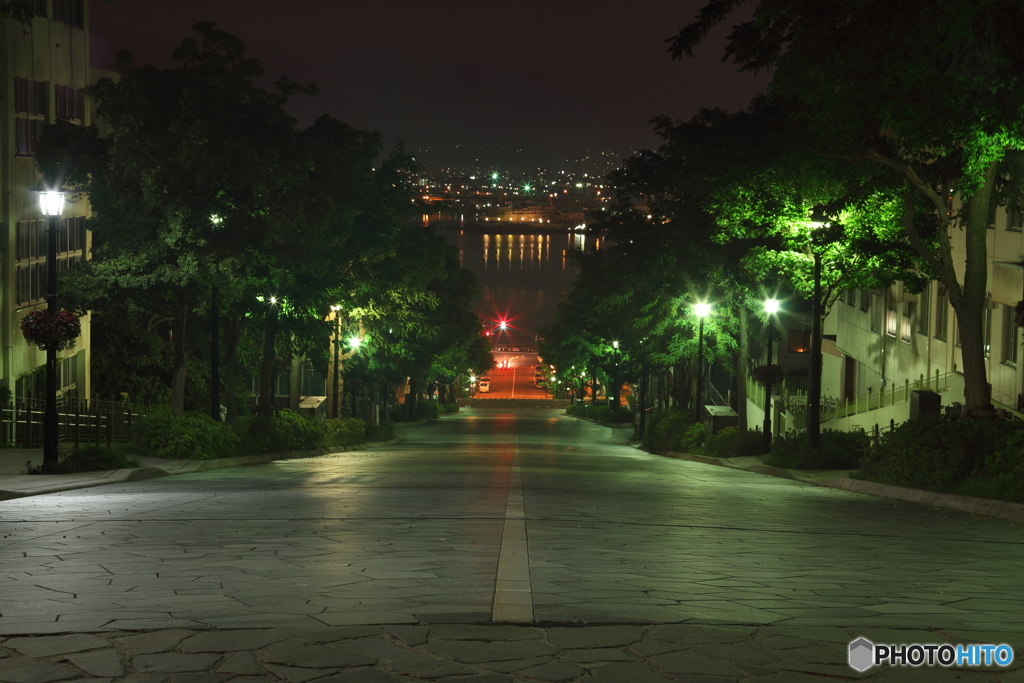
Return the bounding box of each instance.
[406,377,419,422]
[807,251,823,448]
[289,353,303,412]
[895,158,998,414]
[222,315,245,424]
[170,305,187,417]
[956,164,997,413]
[258,305,279,416]
[210,285,220,422]
[735,307,748,431]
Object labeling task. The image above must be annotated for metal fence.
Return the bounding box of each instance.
[1,397,153,449]
[820,370,954,421]
[745,369,955,430]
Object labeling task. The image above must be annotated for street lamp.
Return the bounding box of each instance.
[610,341,623,421]
[694,303,711,422]
[330,305,341,418]
[33,187,66,472]
[762,298,780,453]
[807,219,828,450]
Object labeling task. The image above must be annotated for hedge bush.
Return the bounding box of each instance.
[232,409,325,455]
[25,445,140,474]
[417,401,441,420]
[702,427,764,459]
[858,415,1024,501]
[642,409,703,453]
[366,422,395,441]
[323,417,366,447]
[565,403,587,418]
[764,428,867,470]
[130,407,238,460]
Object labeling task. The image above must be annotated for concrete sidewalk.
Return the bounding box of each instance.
[0,442,393,502]
[654,448,1024,523]
[2,621,1018,682]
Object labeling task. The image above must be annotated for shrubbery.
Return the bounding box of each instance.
[565,403,588,418]
[130,407,238,460]
[323,417,366,447]
[25,445,140,474]
[702,426,764,459]
[764,428,867,470]
[232,410,325,455]
[366,422,395,441]
[642,409,704,453]
[417,401,441,420]
[858,414,1024,501]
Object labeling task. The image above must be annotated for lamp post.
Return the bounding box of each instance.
[330,305,341,418]
[346,335,363,417]
[762,298,780,453]
[611,340,620,422]
[694,303,711,423]
[807,218,828,451]
[34,188,66,472]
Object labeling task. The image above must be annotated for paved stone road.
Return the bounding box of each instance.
[0,407,1022,682]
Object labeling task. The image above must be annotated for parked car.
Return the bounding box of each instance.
[478,377,491,393]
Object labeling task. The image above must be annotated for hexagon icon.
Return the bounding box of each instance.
[849,637,875,672]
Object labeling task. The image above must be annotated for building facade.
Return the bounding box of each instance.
[747,201,1024,435]
[2,1,92,406]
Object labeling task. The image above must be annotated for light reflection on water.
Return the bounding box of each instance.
[440,226,596,343]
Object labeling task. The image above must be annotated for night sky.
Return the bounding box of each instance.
[89,0,767,171]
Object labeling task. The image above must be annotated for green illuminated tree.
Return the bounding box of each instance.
[671,0,1024,414]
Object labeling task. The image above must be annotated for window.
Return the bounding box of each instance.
[870,290,883,333]
[901,301,915,342]
[55,85,84,121]
[52,0,83,28]
[860,289,870,312]
[845,290,856,306]
[935,285,949,340]
[15,217,85,305]
[30,0,46,16]
[15,78,46,115]
[788,329,811,353]
[15,77,47,156]
[917,284,930,335]
[1003,305,1019,365]
[984,297,992,358]
[1009,198,1024,231]
[885,287,898,337]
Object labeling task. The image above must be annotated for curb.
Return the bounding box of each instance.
[0,439,400,502]
[652,448,1024,523]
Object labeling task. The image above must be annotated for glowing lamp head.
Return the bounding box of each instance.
[694,303,712,318]
[612,340,619,349]
[36,190,66,217]
[330,304,341,312]
[348,336,361,349]
[499,321,508,330]
[765,299,780,314]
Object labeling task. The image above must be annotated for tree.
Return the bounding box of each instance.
[671,0,1024,414]
[38,23,319,416]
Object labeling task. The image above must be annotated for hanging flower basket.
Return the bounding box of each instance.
[20,309,81,351]
[751,363,785,387]
[1015,301,1024,328]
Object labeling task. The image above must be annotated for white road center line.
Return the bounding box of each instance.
[491,417,533,622]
